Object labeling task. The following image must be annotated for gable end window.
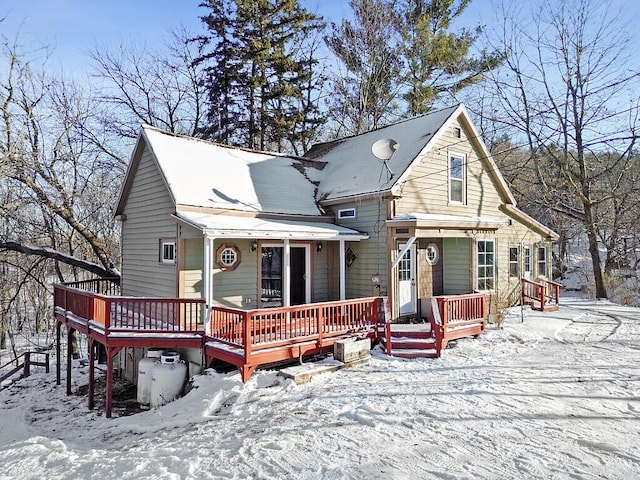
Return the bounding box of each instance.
[449,153,466,204]
[160,240,176,264]
[476,239,495,291]
[337,208,356,219]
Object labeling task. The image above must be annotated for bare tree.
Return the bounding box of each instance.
[485,0,640,298]
[90,27,207,140]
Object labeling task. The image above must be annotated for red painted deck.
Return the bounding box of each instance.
[53,280,383,417]
[206,298,383,381]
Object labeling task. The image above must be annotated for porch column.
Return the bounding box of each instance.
[283,239,291,307]
[339,240,346,300]
[203,236,215,335]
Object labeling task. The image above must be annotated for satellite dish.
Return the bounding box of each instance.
[371,138,398,180]
[371,138,399,161]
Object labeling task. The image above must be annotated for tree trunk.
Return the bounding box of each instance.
[584,207,607,298]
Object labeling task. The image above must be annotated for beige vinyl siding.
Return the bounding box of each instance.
[120,146,178,297]
[180,238,204,299]
[212,239,258,308]
[395,119,504,217]
[442,238,472,294]
[335,199,388,298]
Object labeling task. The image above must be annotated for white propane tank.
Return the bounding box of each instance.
[150,351,187,408]
[137,348,164,407]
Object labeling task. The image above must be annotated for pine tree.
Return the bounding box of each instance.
[196,0,324,152]
[399,0,504,115]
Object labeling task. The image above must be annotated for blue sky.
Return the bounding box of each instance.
[1,0,488,75]
[2,0,637,78]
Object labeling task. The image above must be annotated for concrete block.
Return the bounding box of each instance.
[334,338,371,364]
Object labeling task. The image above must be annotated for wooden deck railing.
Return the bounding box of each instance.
[54,284,205,334]
[430,293,487,354]
[62,277,121,296]
[209,297,382,352]
[521,278,560,311]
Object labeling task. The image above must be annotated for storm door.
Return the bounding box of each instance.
[398,243,417,316]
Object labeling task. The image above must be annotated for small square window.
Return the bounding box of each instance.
[338,208,356,219]
[160,240,176,264]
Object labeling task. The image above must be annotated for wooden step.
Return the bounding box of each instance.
[387,338,436,350]
[387,348,438,359]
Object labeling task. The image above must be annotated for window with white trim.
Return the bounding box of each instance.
[160,240,176,264]
[449,153,465,203]
[509,246,520,278]
[537,245,548,277]
[216,243,241,271]
[523,246,532,276]
[337,208,356,219]
[476,239,495,291]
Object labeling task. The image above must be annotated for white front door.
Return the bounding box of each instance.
[398,243,417,316]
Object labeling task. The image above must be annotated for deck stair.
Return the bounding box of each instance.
[381,324,438,359]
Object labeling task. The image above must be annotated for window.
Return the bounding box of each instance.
[449,153,465,203]
[426,243,439,265]
[216,243,241,271]
[523,246,532,276]
[538,245,548,277]
[509,246,519,278]
[453,127,461,138]
[160,240,176,264]
[477,240,495,291]
[261,247,283,307]
[337,208,356,219]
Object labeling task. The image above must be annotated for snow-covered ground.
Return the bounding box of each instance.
[1,295,639,479]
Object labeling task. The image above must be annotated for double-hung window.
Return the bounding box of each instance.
[509,246,520,279]
[449,153,465,203]
[477,239,495,291]
[538,245,548,277]
[523,246,532,277]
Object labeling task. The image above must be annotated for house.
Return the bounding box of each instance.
[53,104,559,417]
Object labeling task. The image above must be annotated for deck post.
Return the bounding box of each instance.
[66,327,73,396]
[339,240,346,300]
[88,339,95,410]
[283,239,291,307]
[56,321,61,386]
[105,347,114,418]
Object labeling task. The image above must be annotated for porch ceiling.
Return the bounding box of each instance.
[387,212,507,231]
[174,211,369,241]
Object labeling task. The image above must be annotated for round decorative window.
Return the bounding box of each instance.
[425,243,439,265]
[216,243,241,271]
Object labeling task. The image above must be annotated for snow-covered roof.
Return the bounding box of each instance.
[305,105,461,202]
[122,126,322,216]
[174,211,369,241]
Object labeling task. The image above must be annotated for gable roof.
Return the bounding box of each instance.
[305,104,515,205]
[116,126,322,217]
